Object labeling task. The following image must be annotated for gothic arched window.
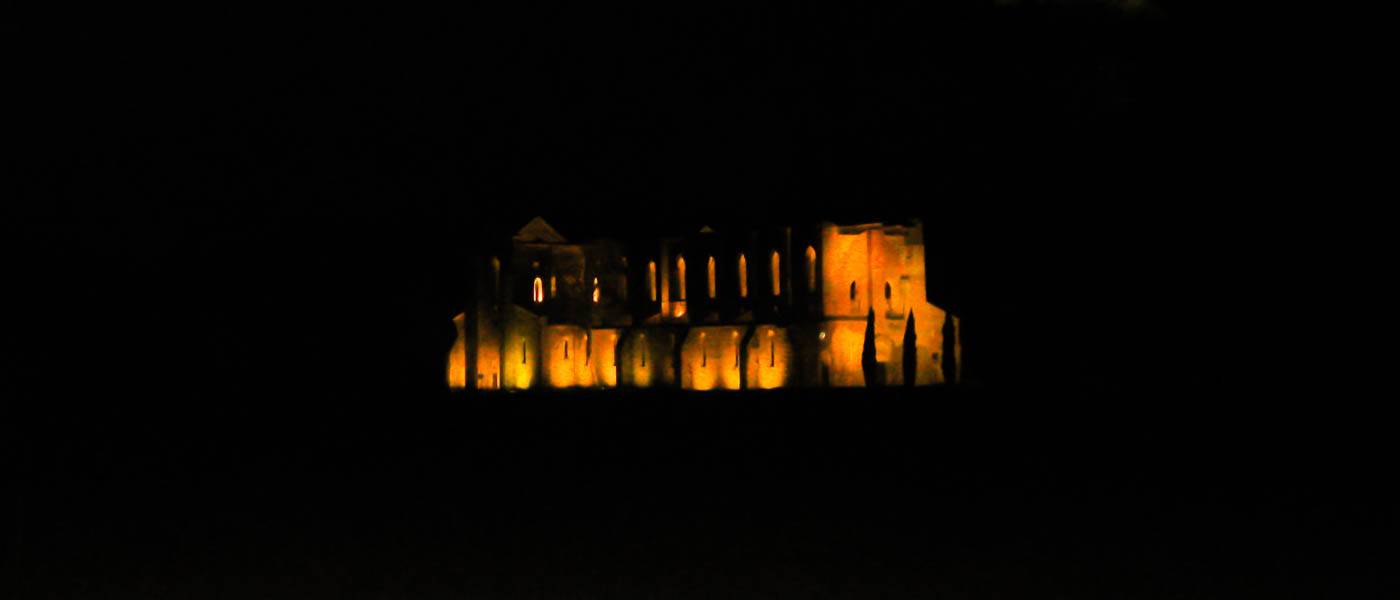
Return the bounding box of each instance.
[770,251,781,296]
[805,245,817,292]
[706,256,716,299]
[737,254,748,298]
[648,261,658,302]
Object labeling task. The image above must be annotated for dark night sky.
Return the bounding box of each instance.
[12,6,1389,598]
[10,2,1239,396]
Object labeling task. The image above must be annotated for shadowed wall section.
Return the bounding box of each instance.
[589,328,622,388]
[619,329,679,388]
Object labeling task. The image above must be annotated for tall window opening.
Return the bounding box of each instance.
[850,281,858,303]
[738,254,748,298]
[885,281,893,310]
[770,251,781,296]
[648,261,658,302]
[549,275,557,297]
[592,277,600,303]
[564,340,569,359]
[532,277,544,303]
[706,256,716,299]
[805,246,817,292]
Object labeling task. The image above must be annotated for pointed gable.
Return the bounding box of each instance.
[513,216,567,243]
[698,225,716,234]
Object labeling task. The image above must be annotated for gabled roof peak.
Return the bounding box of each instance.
[513,216,567,243]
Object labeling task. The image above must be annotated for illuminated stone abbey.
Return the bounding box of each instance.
[447,217,960,391]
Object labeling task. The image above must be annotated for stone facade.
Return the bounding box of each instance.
[447,217,960,390]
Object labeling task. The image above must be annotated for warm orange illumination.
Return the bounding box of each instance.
[588,328,621,387]
[816,223,948,386]
[805,245,817,292]
[898,278,909,317]
[648,261,657,302]
[622,330,677,388]
[676,255,686,300]
[770,250,780,296]
[706,256,716,299]
[681,326,744,390]
[453,217,960,392]
[505,340,534,389]
[737,254,748,298]
[544,325,595,389]
[823,320,868,387]
[447,313,467,389]
[745,325,791,389]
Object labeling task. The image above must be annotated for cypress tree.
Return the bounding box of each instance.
[861,308,880,387]
[902,310,917,387]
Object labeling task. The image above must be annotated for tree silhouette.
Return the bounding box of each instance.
[861,308,880,387]
[902,310,917,387]
[942,312,958,384]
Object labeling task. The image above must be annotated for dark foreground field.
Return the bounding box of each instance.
[2,386,1392,598]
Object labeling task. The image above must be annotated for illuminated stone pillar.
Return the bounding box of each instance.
[447,312,468,389]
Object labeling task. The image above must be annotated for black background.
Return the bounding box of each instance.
[6,3,1387,597]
